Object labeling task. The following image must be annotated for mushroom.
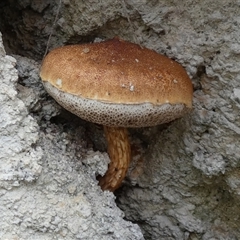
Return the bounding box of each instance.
[40,38,193,191]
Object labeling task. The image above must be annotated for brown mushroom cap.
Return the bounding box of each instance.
[40,38,193,128]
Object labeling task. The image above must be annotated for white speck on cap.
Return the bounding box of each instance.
[129,84,134,92]
[55,79,62,88]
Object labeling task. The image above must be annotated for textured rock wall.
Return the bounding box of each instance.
[0,24,143,240]
[1,0,240,239]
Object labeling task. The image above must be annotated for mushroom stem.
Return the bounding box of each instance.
[99,126,131,191]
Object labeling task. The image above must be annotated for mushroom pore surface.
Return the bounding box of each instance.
[43,81,189,128]
[40,38,193,127]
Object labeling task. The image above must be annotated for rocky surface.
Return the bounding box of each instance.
[0,33,42,190]
[0,34,144,239]
[1,0,240,239]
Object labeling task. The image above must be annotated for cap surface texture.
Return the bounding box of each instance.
[40,38,193,127]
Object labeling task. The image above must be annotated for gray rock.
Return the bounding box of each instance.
[0,35,42,190]
[0,33,144,239]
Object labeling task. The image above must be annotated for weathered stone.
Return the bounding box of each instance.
[0,0,240,239]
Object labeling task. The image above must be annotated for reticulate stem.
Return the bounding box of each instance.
[99,126,131,191]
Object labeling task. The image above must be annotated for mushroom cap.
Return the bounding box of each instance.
[40,38,193,128]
